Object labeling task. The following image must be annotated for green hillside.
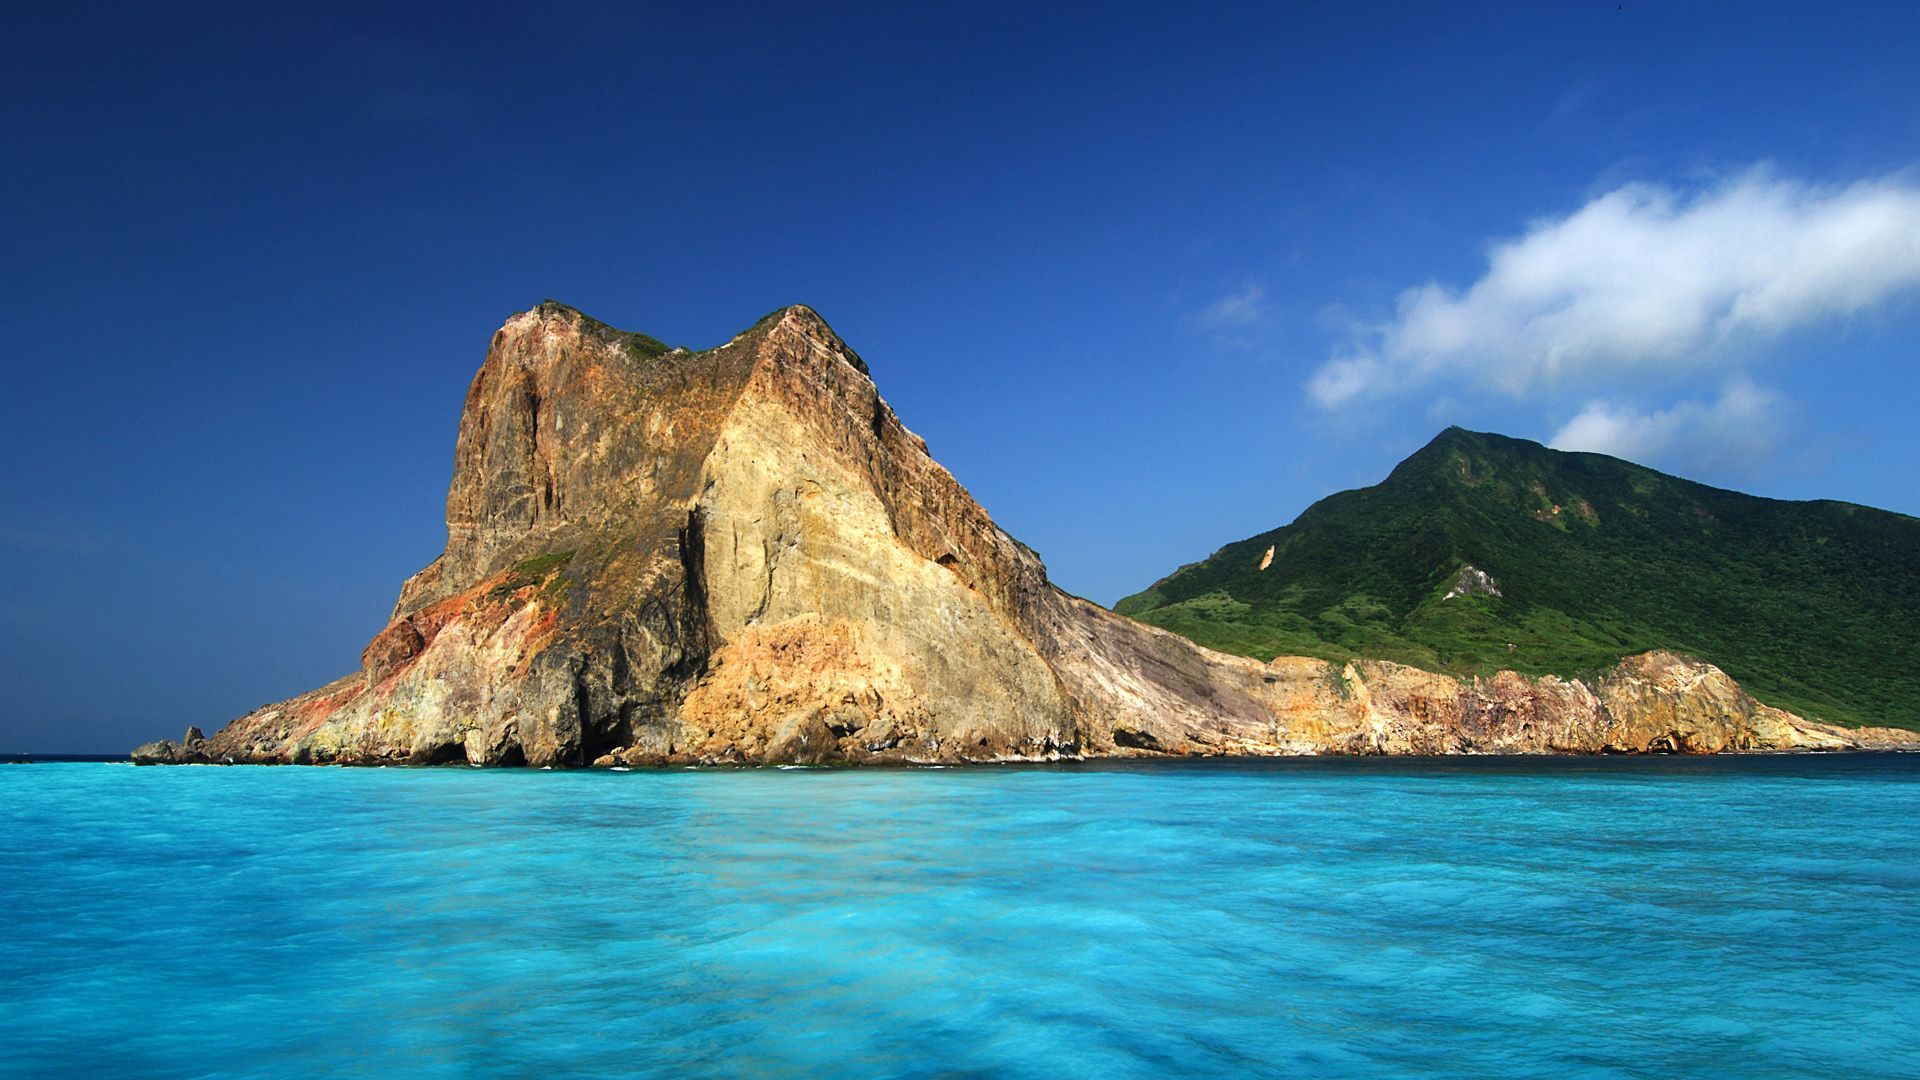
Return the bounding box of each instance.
[1115,428,1920,730]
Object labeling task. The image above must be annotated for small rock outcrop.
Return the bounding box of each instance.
[1443,564,1501,600]
[132,304,1918,765]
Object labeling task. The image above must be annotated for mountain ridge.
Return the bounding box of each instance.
[1118,427,1920,730]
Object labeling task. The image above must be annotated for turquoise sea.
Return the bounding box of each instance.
[4,756,1918,1079]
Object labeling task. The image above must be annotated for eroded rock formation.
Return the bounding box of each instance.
[132,304,1917,765]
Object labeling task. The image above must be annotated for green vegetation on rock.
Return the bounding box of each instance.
[512,550,576,578]
[488,550,576,601]
[1115,428,1920,730]
[538,300,673,360]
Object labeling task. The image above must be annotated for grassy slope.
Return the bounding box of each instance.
[1115,428,1920,730]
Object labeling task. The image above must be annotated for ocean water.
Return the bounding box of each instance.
[4,757,1918,1079]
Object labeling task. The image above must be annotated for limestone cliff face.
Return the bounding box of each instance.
[133,304,1916,765]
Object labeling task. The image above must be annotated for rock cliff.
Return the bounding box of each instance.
[133,304,1916,765]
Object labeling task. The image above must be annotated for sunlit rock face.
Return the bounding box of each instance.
[132,304,1917,766]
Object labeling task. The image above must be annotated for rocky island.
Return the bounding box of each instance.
[134,304,1916,765]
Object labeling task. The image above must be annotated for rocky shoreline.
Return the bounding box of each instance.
[133,304,1920,767]
[132,645,1920,766]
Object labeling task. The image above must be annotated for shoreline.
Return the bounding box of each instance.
[113,743,1920,770]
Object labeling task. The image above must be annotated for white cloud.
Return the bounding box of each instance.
[1548,379,1787,472]
[1199,283,1267,332]
[1308,167,1920,407]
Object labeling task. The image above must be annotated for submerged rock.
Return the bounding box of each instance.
[134,304,1919,765]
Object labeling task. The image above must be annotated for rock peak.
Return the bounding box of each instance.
[750,304,868,375]
[502,301,867,374]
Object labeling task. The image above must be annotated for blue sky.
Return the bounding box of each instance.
[5,2,1919,752]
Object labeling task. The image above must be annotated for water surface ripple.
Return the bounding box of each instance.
[4,755,1917,1078]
